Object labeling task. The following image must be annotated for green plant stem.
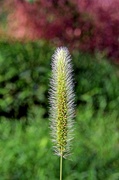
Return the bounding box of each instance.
[60,152,63,180]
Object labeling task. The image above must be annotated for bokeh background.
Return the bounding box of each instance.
[0,0,119,179]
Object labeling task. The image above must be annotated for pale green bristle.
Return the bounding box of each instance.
[49,47,75,158]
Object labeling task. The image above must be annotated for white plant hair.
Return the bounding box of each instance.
[49,47,75,158]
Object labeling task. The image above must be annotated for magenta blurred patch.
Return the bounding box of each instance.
[3,0,119,62]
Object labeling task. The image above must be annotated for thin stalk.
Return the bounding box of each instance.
[60,152,63,180]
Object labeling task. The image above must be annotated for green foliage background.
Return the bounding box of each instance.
[0,41,119,179]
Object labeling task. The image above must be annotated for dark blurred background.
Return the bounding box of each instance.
[0,0,119,179]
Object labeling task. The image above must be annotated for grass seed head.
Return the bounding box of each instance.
[49,47,75,158]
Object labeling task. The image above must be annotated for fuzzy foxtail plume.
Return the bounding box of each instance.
[49,47,75,158]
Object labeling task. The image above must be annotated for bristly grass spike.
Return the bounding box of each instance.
[49,47,75,180]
